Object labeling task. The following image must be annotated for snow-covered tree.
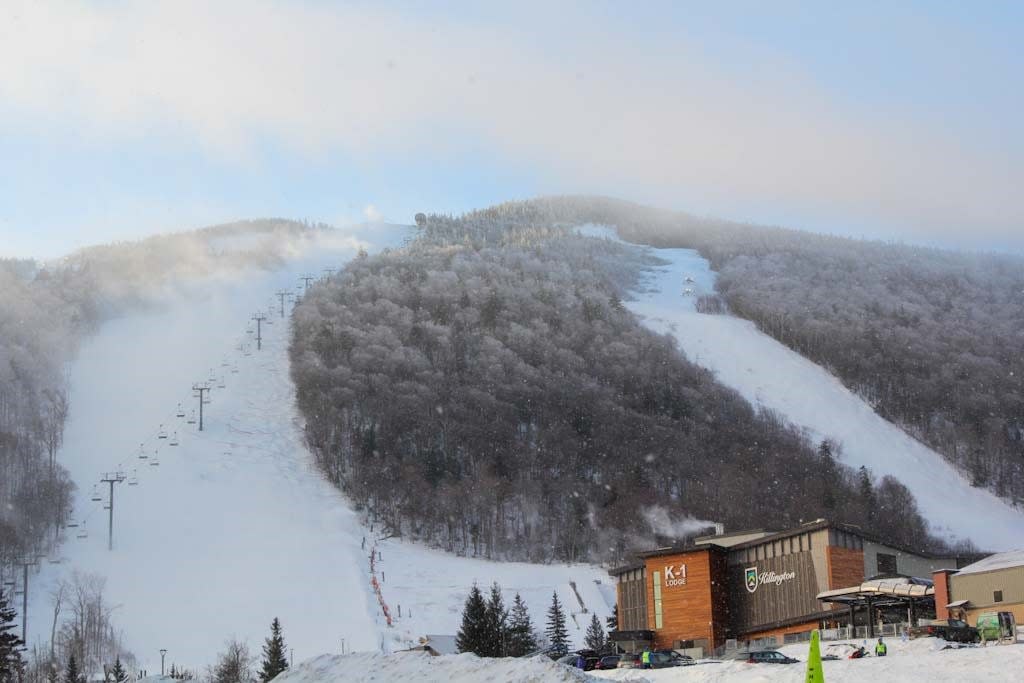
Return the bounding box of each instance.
[0,589,24,681]
[258,618,288,682]
[584,613,606,651]
[455,585,488,655]
[545,592,568,655]
[506,593,537,657]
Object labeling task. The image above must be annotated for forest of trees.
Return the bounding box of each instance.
[290,205,947,562]
[515,196,1024,506]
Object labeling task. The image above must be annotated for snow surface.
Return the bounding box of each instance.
[582,226,1024,551]
[588,637,1024,682]
[139,636,1024,683]
[27,223,612,674]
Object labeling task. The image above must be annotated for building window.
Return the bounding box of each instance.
[994,590,1003,603]
[877,553,897,575]
[653,571,663,629]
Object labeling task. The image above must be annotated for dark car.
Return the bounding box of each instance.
[741,650,800,664]
[594,655,620,670]
[908,619,980,643]
[654,650,694,666]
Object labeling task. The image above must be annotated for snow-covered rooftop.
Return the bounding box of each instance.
[956,549,1024,575]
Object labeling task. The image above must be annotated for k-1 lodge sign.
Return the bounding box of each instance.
[663,564,687,587]
[744,566,796,593]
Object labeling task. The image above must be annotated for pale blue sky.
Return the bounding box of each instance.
[1,1,1022,258]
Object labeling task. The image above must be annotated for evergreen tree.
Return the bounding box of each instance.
[506,594,537,657]
[109,656,128,683]
[482,583,508,657]
[584,613,606,651]
[544,591,569,655]
[258,618,288,681]
[0,589,24,682]
[455,584,489,655]
[858,465,877,526]
[605,604,618,632]
[64,653,81,683]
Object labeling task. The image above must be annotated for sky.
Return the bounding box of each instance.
[1,0,1022,259]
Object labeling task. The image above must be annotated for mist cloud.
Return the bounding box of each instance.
[1,1,1021,242]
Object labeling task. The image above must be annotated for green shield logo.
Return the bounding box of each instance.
[745,567,759,593]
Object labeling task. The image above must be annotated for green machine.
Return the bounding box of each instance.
[976,612,1017,644]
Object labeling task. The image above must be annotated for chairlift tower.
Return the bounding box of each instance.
[12,557,41,642]
[252,313,267,351]
[299,274,316,292]
[100,472,127,551]
[275,290,293,318]
[192,383,211,431]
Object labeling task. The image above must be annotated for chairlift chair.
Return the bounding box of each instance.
[90,486,102,502]
[176,403,185,418]
[157,424,168,439]
[169,432,179,446]
[187,410,197,425]
[217,377,226,389]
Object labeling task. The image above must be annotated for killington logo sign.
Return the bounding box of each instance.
[745,567,759,593]
[745,566,796,593]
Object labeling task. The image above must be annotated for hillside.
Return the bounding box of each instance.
[290,209,945,562]
[544,197,1024,507]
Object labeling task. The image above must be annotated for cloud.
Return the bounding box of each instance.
[0,1,1021,241]
[363,205,383,223]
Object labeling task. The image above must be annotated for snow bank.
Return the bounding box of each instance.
[274,651,597,683]
[590,637,1024,682]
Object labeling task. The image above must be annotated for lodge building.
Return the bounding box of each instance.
[610,519,969,654]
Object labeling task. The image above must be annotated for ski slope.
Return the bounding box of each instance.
[26,224,613,675]
[597,228,1024,551]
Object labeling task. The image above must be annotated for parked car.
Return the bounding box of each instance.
[908,619,980,643]
[656,650,694,666]
[616,653,641,669]
[594,655,621,670]
[740,650,800,664]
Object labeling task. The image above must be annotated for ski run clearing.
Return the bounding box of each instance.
[25,222,1023,681]
[593,226,1024,551]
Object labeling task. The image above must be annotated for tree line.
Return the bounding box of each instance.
[290,205,951,562]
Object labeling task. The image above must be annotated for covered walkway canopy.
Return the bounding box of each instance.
[817,576,935,637]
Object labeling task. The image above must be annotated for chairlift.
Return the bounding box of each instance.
[157,424,168,439]
[231,365,239,374]
[187,410,197,425]
[90,486,102,502]
[149,453,160,467]
[176,403,185,418]
[169,432,179,446]
[76,529,88,540]
[217,377,226,389]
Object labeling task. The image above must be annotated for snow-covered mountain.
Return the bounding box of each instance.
[26,224,613,674]
[598,227,1024,551]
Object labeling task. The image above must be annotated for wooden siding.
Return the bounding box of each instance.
[730,551,821,633]
[644,549,720,650]
[827,546,865,589]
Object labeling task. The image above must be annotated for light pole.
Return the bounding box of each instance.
[160,649,167,677]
